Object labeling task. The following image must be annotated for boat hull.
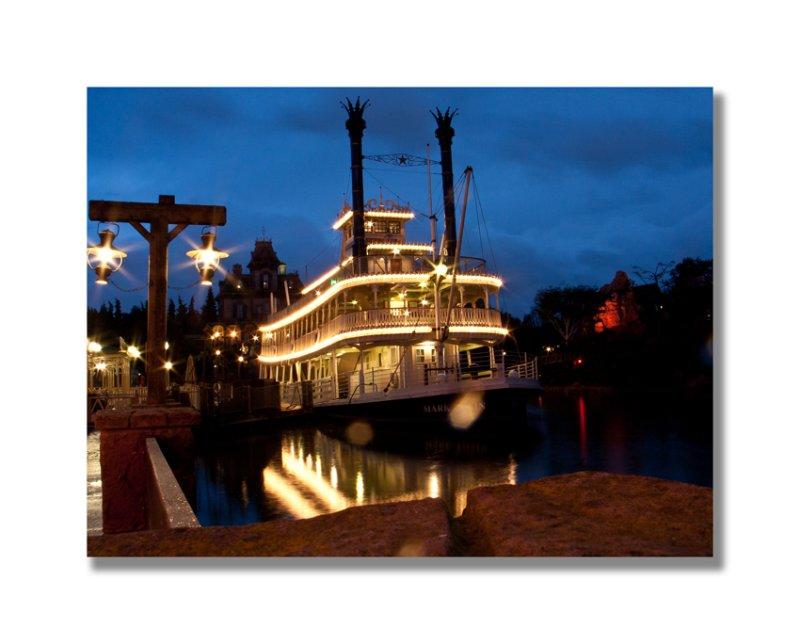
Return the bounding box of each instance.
[313,378,541,432]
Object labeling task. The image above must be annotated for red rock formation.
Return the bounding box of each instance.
[595,270,642,332]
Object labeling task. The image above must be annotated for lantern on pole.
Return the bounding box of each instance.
[87,224,127,285]
[88,194,227,405]
[186,227,229,286]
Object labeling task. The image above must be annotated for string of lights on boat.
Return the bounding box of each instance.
[257,324,509,364]
[259,267,504,334]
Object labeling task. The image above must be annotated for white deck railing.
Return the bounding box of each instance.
[305,351,539,405]
[268,253,492,325]
[264,307,502,359]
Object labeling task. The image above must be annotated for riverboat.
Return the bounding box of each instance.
[257,100,541,430]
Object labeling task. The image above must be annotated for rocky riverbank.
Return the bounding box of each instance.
[88,471,712,557]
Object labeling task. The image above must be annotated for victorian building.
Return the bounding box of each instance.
[217,239,304,325]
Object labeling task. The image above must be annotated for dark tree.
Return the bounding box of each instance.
[632,261,675,291]
[665,258,713,335]
[534,286,603,346]
[187,296,202,335]
[201,287,218,325]
[665,258,713,292]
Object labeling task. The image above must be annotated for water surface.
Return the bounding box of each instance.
[189,391,712,526]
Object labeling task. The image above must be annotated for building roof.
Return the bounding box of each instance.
[218,239,304,298]
[247,239,283,272]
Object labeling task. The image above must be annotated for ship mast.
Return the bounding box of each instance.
[429,167,472,378]
[443,167,473,334]
[426,143,437,262]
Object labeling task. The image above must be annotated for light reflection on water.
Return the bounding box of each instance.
[262,431,515,518]
[190,392,711,526]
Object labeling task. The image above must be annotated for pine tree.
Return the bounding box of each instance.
[177,296,188,322]
[201,287,217,325]
[187,296,201,334]
[167,298,177,340]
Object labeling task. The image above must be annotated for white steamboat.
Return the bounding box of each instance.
[258,100,540,430]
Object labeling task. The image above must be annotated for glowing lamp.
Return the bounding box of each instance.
[87,340,102,353]
[186,229,229,286]
[433,263,448,277]
[87,226,126,285]
[126,345,141,359]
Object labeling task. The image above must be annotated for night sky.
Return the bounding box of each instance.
[87,87,712,315]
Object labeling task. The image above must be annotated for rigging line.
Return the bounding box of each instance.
[472,174,499,275]
[300,235,339,272]
[362,167,423,212]
[471,173,505,312]
[452,171,467,215]
[439,171,467,259]
[473,182,486,261]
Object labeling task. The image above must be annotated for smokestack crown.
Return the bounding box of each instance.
[342,97,369,137]
[432,107,458,144]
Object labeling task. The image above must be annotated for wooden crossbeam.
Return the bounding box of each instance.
[88,195,226,226]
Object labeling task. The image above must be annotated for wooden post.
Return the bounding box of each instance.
[147,215,168,405]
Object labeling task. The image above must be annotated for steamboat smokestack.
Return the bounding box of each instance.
[342,97,369,274]
[432,107,458,260]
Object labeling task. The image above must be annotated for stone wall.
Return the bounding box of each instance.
[93,406,199,534]
[88,471,712,557]
[145,438,199,530]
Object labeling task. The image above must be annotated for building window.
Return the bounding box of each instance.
[388,222,401,235]
[372,221,387,234]
[415,348,426,363]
